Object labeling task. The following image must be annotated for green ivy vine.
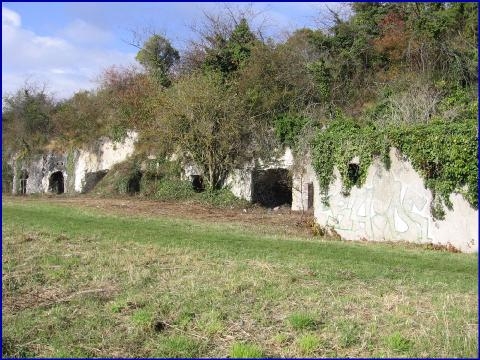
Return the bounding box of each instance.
[388,119,478,218]
[312,116,477,219]
[311,116,389,205]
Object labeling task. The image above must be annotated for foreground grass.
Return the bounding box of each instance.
[2,200,478,358]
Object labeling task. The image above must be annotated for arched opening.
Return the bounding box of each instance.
[252,168,292,208]
[127,170,142,194]
[20,169,29,195]
[49,171,64,194]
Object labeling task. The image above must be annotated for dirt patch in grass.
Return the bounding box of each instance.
[4,195,316,238]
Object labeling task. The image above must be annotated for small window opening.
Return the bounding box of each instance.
[348,163,360,184]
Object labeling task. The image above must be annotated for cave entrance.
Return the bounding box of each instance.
[127,171,142,194]
[20,169,29,195]
[252,168,292,208]
[49,171,64,194]
[191,175,204,192]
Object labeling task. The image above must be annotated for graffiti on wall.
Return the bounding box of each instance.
[321,163,432,242]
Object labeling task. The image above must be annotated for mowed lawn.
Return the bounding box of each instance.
[2,199,478,358]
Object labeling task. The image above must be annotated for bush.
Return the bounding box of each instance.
[197,188,250,208]
[154,179,196,201]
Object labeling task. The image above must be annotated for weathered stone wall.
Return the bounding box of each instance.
[185,148,298,204]
[225,167,253,201]
[11,131,138,195]
[314,148,478,253]
[12,153,69,194]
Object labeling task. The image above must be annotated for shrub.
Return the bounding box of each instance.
[154,179,196,201]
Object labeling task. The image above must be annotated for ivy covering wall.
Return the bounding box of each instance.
[311,116,477,219]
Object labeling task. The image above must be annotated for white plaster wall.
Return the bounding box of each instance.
[430,193,478,252]
[314,148,478,253]
[74,131,138,192]
[26,156,46,194]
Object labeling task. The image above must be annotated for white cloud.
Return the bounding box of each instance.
[2,7,21,27]
[2,7,136,100]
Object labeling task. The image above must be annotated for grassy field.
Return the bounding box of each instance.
[2,198,478,358]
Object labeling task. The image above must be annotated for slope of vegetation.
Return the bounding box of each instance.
[2,199,478,357]
[2,3,477,216]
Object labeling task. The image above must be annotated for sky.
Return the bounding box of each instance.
[2,2,349,100]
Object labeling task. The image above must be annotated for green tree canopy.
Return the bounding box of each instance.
[135,34,180,86]
[203,18,257,78]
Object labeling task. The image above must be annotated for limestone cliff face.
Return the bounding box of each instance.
[74,131,138,192]
[11,131,138,195]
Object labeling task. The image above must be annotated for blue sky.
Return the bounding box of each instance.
[2,2,349,100]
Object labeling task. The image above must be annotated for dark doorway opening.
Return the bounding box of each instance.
[127,171,142,194]
[191,175,204,192]
[20,169,29,195]
[252,168,292,208]
[83,170,108,193]
[49,171,64,194]
[307,182,314,209]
